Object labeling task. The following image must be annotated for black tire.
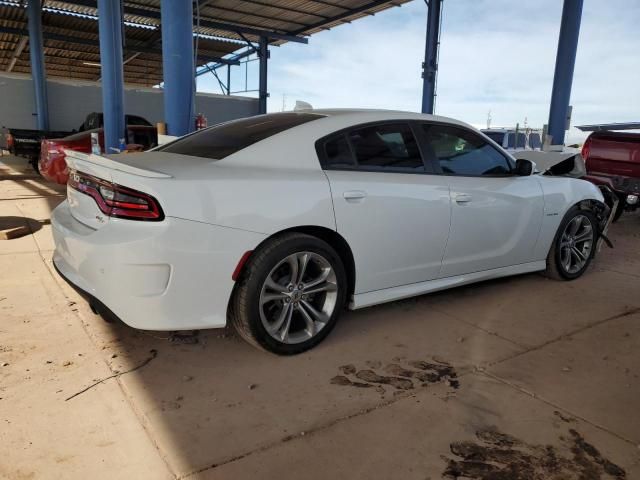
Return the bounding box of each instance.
[231,232,347,355]
[29,157,40,175]
[545,206,599,280]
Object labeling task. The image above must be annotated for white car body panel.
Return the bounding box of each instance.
[52,202,265,330]
[531,176,604,260]
[325,169,450,293]
[52,110,606,332]
[441,175,544,276]
[352,261,546,309]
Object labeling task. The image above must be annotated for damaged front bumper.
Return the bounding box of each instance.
[591,185,618,251]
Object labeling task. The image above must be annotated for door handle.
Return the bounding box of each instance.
[343,190,367,201]
[454,193,472,204]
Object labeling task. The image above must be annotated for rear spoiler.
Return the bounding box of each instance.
[64,149,172,179]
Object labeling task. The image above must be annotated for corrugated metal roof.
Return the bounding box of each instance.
[0,0,411,85]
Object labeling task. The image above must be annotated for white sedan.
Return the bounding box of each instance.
[51,110,610,354]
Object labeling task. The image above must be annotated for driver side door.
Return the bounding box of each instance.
[419,123,545,277]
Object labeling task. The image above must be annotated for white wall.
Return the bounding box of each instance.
[0,73,259,131]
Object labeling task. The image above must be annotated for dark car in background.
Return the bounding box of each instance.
[1,112,156,175]
[481,128,543,152]
[1,126,73,167]
[39,113,157,185]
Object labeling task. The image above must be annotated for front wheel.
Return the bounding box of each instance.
[545,207,598,280]
[231,233,347,355]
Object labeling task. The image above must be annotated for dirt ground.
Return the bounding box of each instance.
[1,154,639,480]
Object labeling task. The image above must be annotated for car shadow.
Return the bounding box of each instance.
[0,215,47,234]
[77,271,540,477]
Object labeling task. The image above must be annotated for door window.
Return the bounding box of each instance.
[423,125,514,176]
[324,135,355,168]
[348,123,424,171]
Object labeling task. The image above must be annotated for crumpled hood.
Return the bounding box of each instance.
[514,150,586,178]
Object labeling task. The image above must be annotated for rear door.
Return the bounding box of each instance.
[320,122,451,294]
[419,123,544,277]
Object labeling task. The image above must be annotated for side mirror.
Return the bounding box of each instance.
[515,159,535,176]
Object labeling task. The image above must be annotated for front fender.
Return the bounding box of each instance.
[533,177,607,260]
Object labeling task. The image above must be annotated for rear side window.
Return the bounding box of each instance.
[324,135,355,168]
[318,123,425,172]
[348,123,423,171]
[158,112,324,160]
[423,125,514,176]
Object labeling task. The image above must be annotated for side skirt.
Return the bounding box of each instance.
[350,261,546,310]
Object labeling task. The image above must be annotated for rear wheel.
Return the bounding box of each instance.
[545,207,598,280]
[231,233,347,355]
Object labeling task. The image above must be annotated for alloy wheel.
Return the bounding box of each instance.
[559,214,594,274]
[259,251,338,344]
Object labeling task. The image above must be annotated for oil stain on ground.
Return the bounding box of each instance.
[330,358,459,394]
[443,427,626,480]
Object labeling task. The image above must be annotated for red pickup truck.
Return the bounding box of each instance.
[39,113,157,185]
[579,125,640,221]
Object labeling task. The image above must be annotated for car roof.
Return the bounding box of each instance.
[217,109,478,170]
[300,108,468,124]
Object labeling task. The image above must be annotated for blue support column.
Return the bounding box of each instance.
[26,0,49,131]
[97,0,125,153]
[421,0,442,115]
[258,36,268,114]
[161,0,194,136]
[547,0,583,146]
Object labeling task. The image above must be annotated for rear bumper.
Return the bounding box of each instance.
[51,200,266,330]
[53,259,122,324]
[584,174,640,208]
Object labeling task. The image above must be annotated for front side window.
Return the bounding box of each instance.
[347,123,424,171]
[158,112,325,160]
[423,125,514,176]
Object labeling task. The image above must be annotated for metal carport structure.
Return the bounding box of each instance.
[2,0,585,151]
[1,0,412,150]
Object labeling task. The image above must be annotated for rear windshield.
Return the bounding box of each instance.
[158,112,325,160]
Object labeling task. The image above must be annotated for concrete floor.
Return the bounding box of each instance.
[1,154,639,480]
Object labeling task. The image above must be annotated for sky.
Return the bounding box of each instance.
[198,0,640,144]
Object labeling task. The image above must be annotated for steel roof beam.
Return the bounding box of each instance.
[6,35,27,72]
[290,0,395,34]
[0,25,240,65]
[232,0,330,20]
[57,0,309,43]
[197,3,310,28]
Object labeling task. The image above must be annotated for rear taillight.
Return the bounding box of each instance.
[581,138,591,161]
[68,169,164,221]
[5,133,14,149]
